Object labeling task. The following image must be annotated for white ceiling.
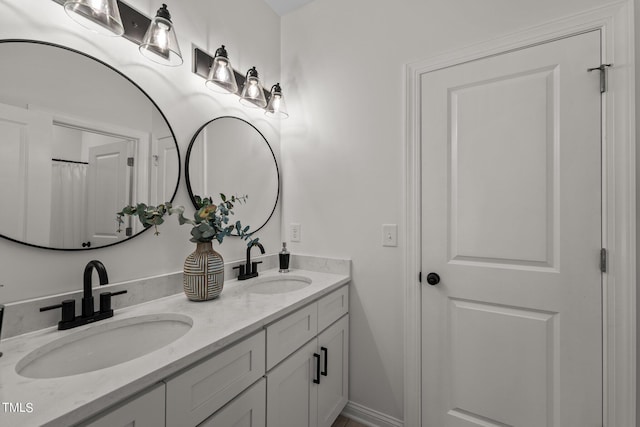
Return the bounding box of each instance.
[263,0,316,16]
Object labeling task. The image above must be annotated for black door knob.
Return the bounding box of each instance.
[426,273,440,286]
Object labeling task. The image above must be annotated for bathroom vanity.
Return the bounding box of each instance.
[0,264,350,427]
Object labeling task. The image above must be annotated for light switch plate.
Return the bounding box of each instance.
[290,223,301,242]
[382,224,398,247]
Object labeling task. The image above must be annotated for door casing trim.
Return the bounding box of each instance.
[403,1,636,425]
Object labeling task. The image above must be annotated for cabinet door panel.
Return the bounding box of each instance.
[83,383,165,427]
[198,378,266,427]
[267,339,318,427]
[318,314,349,427]
[266,303,318,370]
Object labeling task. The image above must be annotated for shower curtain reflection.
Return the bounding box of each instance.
[50,161,88,248]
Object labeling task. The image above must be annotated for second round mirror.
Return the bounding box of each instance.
[185,116,279,234]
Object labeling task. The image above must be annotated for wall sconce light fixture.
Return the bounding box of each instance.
[239,67,267,108]
[63,0,124,36]
[193,48,289,118]
[139,4,183,66]
[265,83,289,119]
[205,45,239,94]
[55,0,290,116]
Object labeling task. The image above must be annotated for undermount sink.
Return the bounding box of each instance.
[246,275,312,294]
[16,313,192,379]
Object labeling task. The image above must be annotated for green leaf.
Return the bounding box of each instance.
[149,216,164,225]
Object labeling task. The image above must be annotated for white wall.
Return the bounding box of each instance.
[0,42,155,132]
[0,0,281,302]
[280,0,618,420]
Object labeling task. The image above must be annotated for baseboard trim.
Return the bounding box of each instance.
[341,401,404,427]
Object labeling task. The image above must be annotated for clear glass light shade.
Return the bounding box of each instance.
[139,5,182,66]
[239,68,267,108]
[265,84,289,119]
[63,0,124,36]
[205,57,238,94]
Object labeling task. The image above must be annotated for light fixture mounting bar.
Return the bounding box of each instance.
[51,0,150,45]
[193,47,270,99]
[119,2,150,45]
[193,47,246,89]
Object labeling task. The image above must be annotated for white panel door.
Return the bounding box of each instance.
[86,140,130,246]
[0,103,53,245]
[420,31,602,427]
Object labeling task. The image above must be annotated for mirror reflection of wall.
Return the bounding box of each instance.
[0,41,180,250]
[186,117,279,234]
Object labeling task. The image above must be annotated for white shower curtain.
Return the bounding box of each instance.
[50,162,88,248]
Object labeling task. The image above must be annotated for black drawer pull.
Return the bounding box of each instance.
[313,353,321,384]
[321,347,328,376]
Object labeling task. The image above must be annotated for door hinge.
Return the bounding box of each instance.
[600,248,607,273]
[587,64,612,93]
[419,272,422,283]
[127,157,134,167]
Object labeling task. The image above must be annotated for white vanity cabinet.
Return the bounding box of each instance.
[81,383,165,427]
[266,285,349,427]
[75,284,348,427]
[164,330,266,427]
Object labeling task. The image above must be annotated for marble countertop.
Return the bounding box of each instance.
[0,268,350,427]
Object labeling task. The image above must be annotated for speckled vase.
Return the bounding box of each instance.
[183,241,224,301]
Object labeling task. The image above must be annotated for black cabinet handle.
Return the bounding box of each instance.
[321,347,328,376]
[313,353,321,384]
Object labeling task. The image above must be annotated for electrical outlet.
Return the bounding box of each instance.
[382,224,398,247]
[290,223,301,242]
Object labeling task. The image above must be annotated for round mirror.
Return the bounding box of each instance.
[0,40,180,250]
[185,117,279,234]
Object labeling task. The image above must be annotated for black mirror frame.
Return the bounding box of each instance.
[0,39,181,251]
[184,116,280,235]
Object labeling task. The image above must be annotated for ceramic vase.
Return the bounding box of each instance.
[183,241,224,301]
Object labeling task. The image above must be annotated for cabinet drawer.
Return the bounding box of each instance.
[166,331,266,427]
[198,378,266,427]
[266,302,318,370]
[82,383,165,427]
[317,286,349,332]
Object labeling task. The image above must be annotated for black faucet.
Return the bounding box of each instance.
[40,260,127,330]
[235,242,265,280]
[83,260,108,317]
